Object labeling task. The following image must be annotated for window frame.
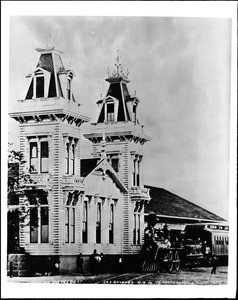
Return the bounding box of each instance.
[65,192,77,244]
[29,137,49,174]
[109,203,114,244]
[96,202,101,244]
[105,101,115,122]
[82,200,88,244]
[29,194,49,244]
[35,75,45,98]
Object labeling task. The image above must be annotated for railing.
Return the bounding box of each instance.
[61,175,84,187]
[130,186,150,200]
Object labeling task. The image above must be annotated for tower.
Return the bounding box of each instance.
[84,53,151,254]
[9,47,90,271]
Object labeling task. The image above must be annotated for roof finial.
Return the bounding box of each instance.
[107,47,130,81]
[115,47,121,76]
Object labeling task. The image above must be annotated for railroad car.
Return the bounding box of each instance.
[184,223,229,265]
[140,214,229,272]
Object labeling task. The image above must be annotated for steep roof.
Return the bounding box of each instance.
[144,185,225,222]
[25,47,75,100]
[81,157,127,193]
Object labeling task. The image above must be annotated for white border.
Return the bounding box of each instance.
[1,1,237,299]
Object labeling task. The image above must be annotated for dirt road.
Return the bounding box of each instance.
[8,266,227,285]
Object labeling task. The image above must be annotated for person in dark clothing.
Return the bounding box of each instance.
[9,260,13,278]
[46,257,53,276]
[91,249,101,275]
[77,253,85,275]
[211,254,218,274]
[117,257,123,273]
[163,224,169,239]
[99,252,104,274]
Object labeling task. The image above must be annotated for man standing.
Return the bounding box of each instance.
[77,253,85,275]
[90,249,100,275]
[211,254,218,274]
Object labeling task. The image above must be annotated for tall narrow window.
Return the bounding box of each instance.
[132,105,136,123]
[82,201,88,243]
[29,193,49,244]
[30,206,38,243]
[36,76,44,98]
[137,214,140,244]
[133,159,136,186]
[133,214,136,244]
[30,142,38,173]
[41,206,49,243]
[65,142,70,174]
[70,208,75,243]
[137,160,140,187]
[65,208,69,243]
[40,141,49,173]
[109,204,114,244]
[67,79,71,100]
[96,203,101,244]
[107,103,114,122]
[70,143,75,175]
[65,193,73,243]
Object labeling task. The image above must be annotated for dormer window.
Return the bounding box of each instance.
[107,103,114,122]
[26,67,51,100]
[36,76,44,98]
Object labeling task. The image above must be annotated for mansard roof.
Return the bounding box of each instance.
[144,185,225,222]
[25,47,75,100]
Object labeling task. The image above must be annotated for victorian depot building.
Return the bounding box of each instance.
[9,47,225,275]
[9,47,151,274]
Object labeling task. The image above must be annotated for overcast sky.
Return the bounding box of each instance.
[8,16,231,220]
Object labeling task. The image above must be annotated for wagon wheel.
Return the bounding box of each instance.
[173,251,180,272]
[167,251,173,272]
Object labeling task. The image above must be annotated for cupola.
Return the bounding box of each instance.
[96,51,140,124]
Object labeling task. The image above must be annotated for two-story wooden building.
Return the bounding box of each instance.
[9,47,151,274]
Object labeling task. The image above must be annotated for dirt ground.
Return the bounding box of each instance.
[8,266,228,285]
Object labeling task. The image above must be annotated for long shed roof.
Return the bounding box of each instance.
[144,185,225,222]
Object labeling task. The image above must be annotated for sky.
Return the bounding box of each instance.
[8,15,231,220]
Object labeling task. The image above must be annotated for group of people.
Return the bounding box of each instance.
[77,249,104,276]
[77,248,219,276]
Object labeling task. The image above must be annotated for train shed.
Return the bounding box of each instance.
[144,185,226,231]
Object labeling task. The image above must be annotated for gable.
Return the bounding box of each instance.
[83,169,122,199]
[82,158,127,193]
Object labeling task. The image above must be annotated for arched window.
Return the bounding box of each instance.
[65,142,70,174]
[109,204,114,244]
[82,200,88,244]
[137,214,140,244]
[133,214,136,245]
[65,192,77,244]
[96,202,101,244]
[65,138,77,175]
